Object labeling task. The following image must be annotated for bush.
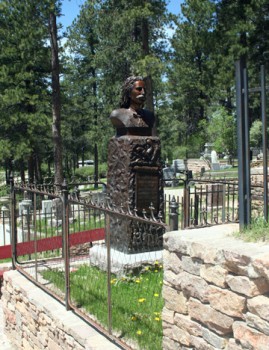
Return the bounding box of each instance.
[74,163,107,181]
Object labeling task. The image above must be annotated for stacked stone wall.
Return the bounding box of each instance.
[1,270,119,350]
[163,224,269,350]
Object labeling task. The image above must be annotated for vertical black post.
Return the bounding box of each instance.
[169,196,179,230]
[235,58,251,229]
[243,68,251,223]
[10,175,16,269]
[106,213,112,334]
[261,65,268,221]
[62,180,70,310]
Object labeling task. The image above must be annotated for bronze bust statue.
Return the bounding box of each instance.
[110,76,155,136]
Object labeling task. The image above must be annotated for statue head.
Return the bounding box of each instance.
[120,75,145,108]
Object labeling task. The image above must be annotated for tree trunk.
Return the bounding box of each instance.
[141,17,157,136]
[19,160,25,183]
[49,11,63,189]
[28,154,35,184]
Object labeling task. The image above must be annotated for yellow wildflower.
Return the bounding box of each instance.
[131,316,137,321]
[137,330,142,335]
[138,298,146,303]
[135,278,141,283]
[155,317,161,321]
[154,293,159,297]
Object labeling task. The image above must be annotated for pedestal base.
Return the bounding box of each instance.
[89,243,163,275]
[107,135,164,253]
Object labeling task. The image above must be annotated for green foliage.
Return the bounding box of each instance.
[1,0,269,182]
[74,163,107,180]
[249,120,268,149]
[234,217,269,242]
[205,107,237,155]
[42,262,164,350]
[0,0,62,181]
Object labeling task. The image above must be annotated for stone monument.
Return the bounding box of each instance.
[211,149,220,171]
[107,76,164,254]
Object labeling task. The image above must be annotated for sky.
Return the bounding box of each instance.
[60,0,182,30]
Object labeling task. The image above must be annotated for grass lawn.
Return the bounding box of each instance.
[42,261,163,350]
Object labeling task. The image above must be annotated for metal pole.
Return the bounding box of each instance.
[62,180,71,311]
[243,68,251,224]
[261,64,268,221]
[10,175,16,269]
[222,184,226,223]
[33,191,38,281]
[106,214,112,334]
[235,59,251,229]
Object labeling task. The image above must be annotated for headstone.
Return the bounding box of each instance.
[42,200,53,216]
[211,150,218,164]
[211,150,220,171]
[173,159,186,173]
[19,199,32,216]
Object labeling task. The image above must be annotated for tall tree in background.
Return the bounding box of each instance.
[48,1,63,187]
[214,0,269,126]
[168,0,217,154]
[63,0,169,168]
[90,0,168,114]
[63,0,102,179]
[0,0,52,182]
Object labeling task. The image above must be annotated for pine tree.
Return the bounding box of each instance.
[63,0,169,169]
[167,0,217,153]
[0,0,52,182]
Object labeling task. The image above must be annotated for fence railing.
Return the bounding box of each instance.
[182,179,239,228]
[10,179,167,350]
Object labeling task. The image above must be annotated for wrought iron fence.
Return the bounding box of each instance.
[10,179,167,350]
[2,176,266,347]
[182,179,239,228]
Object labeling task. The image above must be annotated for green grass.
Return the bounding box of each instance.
[233,217,269,242]
[18,214,105,238]
[42,262,163,350]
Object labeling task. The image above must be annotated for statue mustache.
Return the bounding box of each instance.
[137,94,145,100]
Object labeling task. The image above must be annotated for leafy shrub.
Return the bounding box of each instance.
[74,163,107,181]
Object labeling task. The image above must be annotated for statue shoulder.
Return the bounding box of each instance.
[109,108,133,127]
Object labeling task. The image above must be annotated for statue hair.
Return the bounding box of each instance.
[119,75,144,108]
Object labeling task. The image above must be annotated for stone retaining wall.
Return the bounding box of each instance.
[162,224,269,350]
[1,270,119,350]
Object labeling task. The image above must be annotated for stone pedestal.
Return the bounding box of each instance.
[107,136,164,254]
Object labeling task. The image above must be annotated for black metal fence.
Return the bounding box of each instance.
[182,180,239,228]
[9,179,167,350]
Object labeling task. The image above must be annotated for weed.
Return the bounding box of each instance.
[42,262,163,350]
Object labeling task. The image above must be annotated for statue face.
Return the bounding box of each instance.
[130,80,146,106]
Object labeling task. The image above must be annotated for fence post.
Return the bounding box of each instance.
[222,184,226,223]
[61,179,71,311]
[10,175,16,270]
[169,196,179,231]
[106,213,112,334]
[183,181,190,229]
